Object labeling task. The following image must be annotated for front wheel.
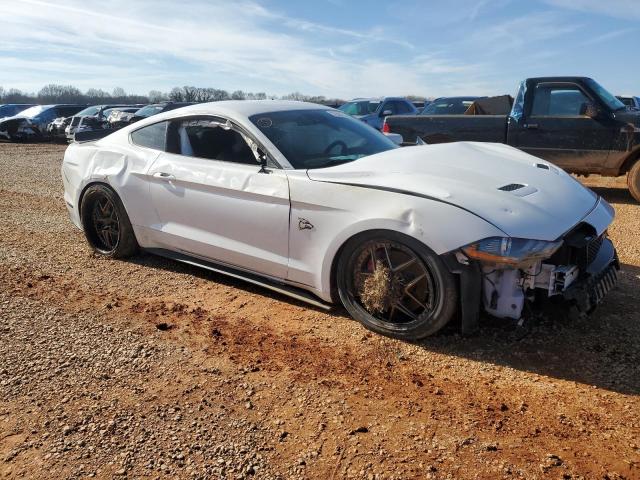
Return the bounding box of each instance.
[627,160,640,203]
[80,184,138,258]
[336,231,458,340]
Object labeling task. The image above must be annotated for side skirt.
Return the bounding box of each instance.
[145,248,333,311]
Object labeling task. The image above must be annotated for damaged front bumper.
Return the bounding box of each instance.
[446,205,619,334]
[560,238,619,314]
[477,234,619,321]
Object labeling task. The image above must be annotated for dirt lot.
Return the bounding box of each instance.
[0,142,638,479]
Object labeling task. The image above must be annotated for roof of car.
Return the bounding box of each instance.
[347,97,408,102]
[431,96,484,101]
[526,76,592,83]
[158,100,333,118]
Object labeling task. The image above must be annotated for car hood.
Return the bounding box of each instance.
[306,142,599,241]
[0,115,29,124]
[0,116,29,130]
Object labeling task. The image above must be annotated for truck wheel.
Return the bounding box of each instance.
[627,160,640,203]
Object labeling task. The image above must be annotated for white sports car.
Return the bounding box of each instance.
[62,101,619,339]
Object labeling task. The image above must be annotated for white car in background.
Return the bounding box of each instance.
[61,101,618,339]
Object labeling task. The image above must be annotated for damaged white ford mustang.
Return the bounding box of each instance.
[62,101,619,339]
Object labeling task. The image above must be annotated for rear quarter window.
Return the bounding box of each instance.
[130,121,168,151]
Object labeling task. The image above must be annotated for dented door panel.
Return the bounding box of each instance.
[146,153,290,278]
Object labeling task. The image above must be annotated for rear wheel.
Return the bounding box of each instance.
[80,184,138,258]
[336,231,458,340]
[627,160,640,203]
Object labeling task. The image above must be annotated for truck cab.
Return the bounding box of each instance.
[507,77,638,176]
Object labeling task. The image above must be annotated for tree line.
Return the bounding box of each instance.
[0,84,351,106]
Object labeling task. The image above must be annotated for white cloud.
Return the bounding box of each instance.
[580,28,636,45]
[0,0,485,98]
[468,11,582,54]
[543,0,640,20]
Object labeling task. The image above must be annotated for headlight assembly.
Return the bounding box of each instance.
[462,237,563,266]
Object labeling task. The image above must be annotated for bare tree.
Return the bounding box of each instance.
[2,82,343,108]
[112,87,127,98]
[169,87,184,102]
[231,90,246,100]
[181,86,198,102]
[281,92,308,101]
[4,88,31,103]
[148,90,167,103]
[38,84,83,103]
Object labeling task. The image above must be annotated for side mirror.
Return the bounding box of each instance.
[257,149,271,174]
[380,109,393,117]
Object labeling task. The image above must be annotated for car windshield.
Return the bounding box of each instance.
[339,101,381,116]
[135,105,165,117]
[249,109,398,169]
[421,98,476,115]
[585,79,625,111]
[15,105,47,118]
[76,106,101,117]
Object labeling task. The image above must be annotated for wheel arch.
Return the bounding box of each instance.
[619,146,640,174]
[77,180,117,218]
[327,228,446,304]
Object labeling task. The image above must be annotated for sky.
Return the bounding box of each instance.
[0,0,638,99]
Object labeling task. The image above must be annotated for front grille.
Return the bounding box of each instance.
[545,224,604,271]
[580,234,604,268]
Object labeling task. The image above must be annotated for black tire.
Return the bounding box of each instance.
[627,160,640,203]
[336,230,458,340]
[80,184,138,258]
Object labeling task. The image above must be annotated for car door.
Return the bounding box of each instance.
[145,116,290,279]
[513,83,613,173]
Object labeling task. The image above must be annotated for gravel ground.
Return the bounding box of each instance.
[0,142,638,479]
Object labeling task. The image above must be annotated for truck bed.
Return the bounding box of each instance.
[386,114,509,144]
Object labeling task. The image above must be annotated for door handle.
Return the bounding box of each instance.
[153,172,176,181]
[524,123,539,129]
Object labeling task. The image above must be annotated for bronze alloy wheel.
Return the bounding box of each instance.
[348,240,437,328]
[336,231,458,340]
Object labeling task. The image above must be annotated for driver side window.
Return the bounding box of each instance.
[167,117,259,165]
[531,85,591,117]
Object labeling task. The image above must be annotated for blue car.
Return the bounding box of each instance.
[0,104,36,121]
[339,97,417,130]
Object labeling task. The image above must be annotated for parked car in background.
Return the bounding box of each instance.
[106,107,142,130]
[384,77,640,202]
[64,104,145,141]
[0,105,86,141]
[127,102,196,124]
[47,115,73,140]
[62,101,618,339]
[338,97,417,130]
[420,97,484,115]
[0,104,36,121]
[616,95,640,110]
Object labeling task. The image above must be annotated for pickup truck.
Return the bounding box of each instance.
[384,77,640,202]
